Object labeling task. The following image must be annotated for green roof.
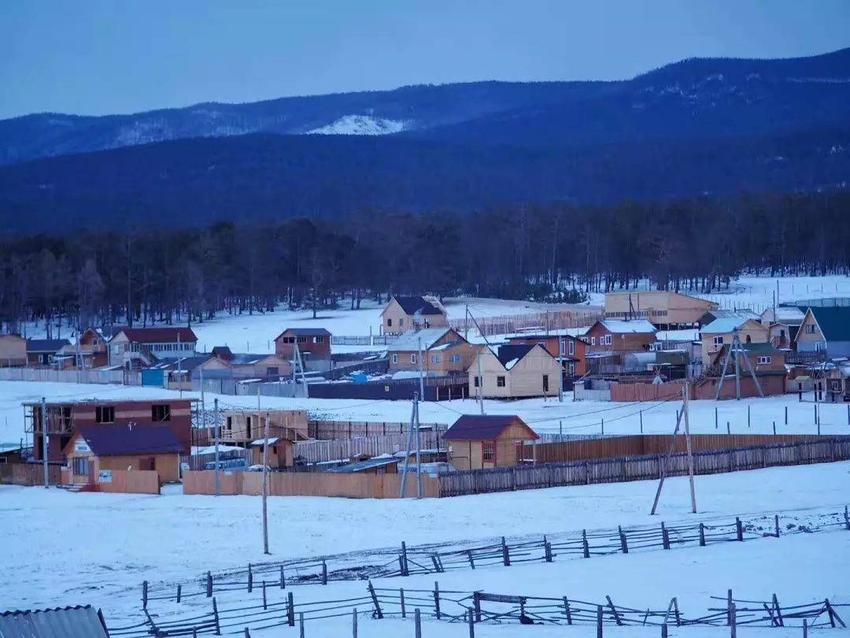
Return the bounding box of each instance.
[809,307,850,342]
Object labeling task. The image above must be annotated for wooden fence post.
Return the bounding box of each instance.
[467,608,475,638]
[844,505,850,531]
[287,591,295,627]
[699,522,706,546]
[771,593,783,627]
[618,526,629,553]
[248,563,253,592]
[433,581,441,619]
[262,580,267,610]
[582,529,590,558]
[352,608,358,638]
[414,608,422,638]
[299,612,305,638]
[596,605,604,638]
[735,517,743,541]
[543,535,553,562]
[803,618,808,638]
[606,596,622,625]
[661,623,668,638]
[466,549,475,569]
[726,590,733,626]
[400,588,407,618]
[400,541,409,576]
[473,592,481,622]
[322,559,328,585]
[207,571,213,597]
[730,602,737,638]
[775,515,780,538]
[142,580,148,610]
[176,583,182,604]
[661,522,670,549]
[367,580,383,619]
[212,597,221,635]
[563,597,572,625]
[280,565,286,589]
[501,536,510,566]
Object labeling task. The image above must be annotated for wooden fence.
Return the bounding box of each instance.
[294,431,444,464]
[183,469,441,499]
[308,420,447,440]
[448,308,601,337]
[0,462,61,486]
[96,469,161,494]
[610,380,686,402]
[0,366,140,385]
[522,434,837,464]
[440,437,850,497]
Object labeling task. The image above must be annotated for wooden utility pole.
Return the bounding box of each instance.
[41,396,49,489]
[682,382,697,513]
[399,395,417,498]
[414,395,422,499]
[262,414,270,555]
[214,398,221,497]
[650,402,684,515]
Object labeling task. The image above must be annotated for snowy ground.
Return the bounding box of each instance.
[2,460,848,632]
[2,380,848,446]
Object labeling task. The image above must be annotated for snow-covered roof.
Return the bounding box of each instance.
[600,319,656,334]
[655,329,700,342]
[387,328,456,351]
[701,315,758,334]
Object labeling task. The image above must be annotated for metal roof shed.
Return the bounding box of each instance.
[0,605,109,638]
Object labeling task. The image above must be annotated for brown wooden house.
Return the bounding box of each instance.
[445,415,539,470]
[274,328,332,361]
[0,334,27,367]
[506,332,589,377]
[26,338,70,366]
[381,296,448,335]
[387,327,480,375]
[585,319,657,353]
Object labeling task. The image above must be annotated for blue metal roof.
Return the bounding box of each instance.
[0,606,109,638]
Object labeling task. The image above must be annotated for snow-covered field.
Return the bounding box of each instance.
[2,461,848,632]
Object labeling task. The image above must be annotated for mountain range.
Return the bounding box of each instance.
[1,47,849,232]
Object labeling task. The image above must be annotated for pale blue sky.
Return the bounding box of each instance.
[1,0,848,119]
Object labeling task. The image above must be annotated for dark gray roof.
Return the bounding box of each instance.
[808,307,850,342]
[0,605,109,638]
[74,425,182,456]
[150,355,211,371]
[445,415,537,441]
[496,344,535,367]
[278,328,331,337]
[393,296,443,316]
[26,339,70,353]
[326,456,401,473]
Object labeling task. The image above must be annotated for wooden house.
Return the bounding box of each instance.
[249,436,295,469]
[760,306,805,344]
[604,291,718,327]
[274,328,332,361]
[0,334,27,367]
[699,314,768,364]
[387,327,480,375]
[381,296,448,335]
[219,409,309,445]
[109,326,197,367]
[62,424,182,484]
[585,319,657,353]
[26,339,70,366]
[444,415,539,470]
[23,398,194,462]
[469,343,562,399]
[505,332,588,377]
[795,307,850,358]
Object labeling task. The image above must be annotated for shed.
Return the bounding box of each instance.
[0,605,109,638]
[62,424,183,484]
[444,415,538,470]
[249,436,294,469]
[326,455,401,474]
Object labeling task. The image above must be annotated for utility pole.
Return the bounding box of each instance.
[417,337,425,400]
[476,349,484,415]
[199,366,206,429]
[415,395,422,499]
[650,403,684,515]
[41,396,49,489]
[177,332,183,398]
[682,382,697,513]
[214,398,220,497]
[262,413,270,555]
[399,394,418,498]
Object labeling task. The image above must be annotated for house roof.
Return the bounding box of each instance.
[598,319,656,334]
[150,355,211,372]
[807,307,850,342]
[326,456,402,473]
[0,605,109,638]
[444,415,538,441]
[113,327,197,343]
[229,353,281,366]
[387,328,460,351]
[26,338,70,353]
[701,315,760,334]
[276,328,331,338]
[389,296,444,316]
[495,344,536,369]
[211,345,233,360]
[70,425,182,457]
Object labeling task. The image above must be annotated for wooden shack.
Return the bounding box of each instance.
[444,415,539,471]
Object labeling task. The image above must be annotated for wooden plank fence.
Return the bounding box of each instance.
[441,437,850,497]
[294,431,444,464]
[0,462,62,486]
[308,420,447,440]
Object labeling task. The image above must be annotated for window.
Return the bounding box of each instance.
[313,336,324,343]
[757,356,772,365]
[226,416,232,432]
[410,354,417,364]
[567,362,576,376]
[745,335,752,344]
[568,340,575,356]
[473,376,481,387]
[449,354,461,363]
[95,406,114,423]
[71,457,89,476]
[591,336,596,346]
[391,353,399,364]
[297,336,307,343]
[713,336,724,346]
[152,404,171,422]
[267,366,279,376]
[806,324,816,334]
[482,441,495,462]
[246,416,252,438]
[542,375,549,392]
[496,376,506,387]
[283,336,295,344]
[604,335,612,346]
[399,318,404,327]
[387,318,393,327]
[431,354,441,364]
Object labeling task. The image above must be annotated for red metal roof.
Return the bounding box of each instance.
[444,415,538,441]
[115,327,198,343]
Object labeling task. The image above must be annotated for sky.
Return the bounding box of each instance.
[1,0,848,119]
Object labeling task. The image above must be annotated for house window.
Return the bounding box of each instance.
[757,356,772,365]
[542,375,549,392]
[431,354,441,364]
[267,366,279,376]
[313,336,324,343]
[568,340,575,356]
[713,336,724,346]
[95,406,115,423]
[806,324,816,334]
[152,404,171,422]
[482,441,495,462]
[449,354,461,363]
[71,457,89,476]
[387,318,393,327]
[604,335,612,345]
[410,354,417,364]
[473,376,481,387]
[283,336,295,344]
[399,318,404,327]
[496,376,506,387]
[391,353,399,364]
[226,416,232,431]
[591,336,596,346]
[567,362,576,376]
[745,335,752,344]
[297,337,307,343]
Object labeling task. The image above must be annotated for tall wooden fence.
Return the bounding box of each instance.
[0,462,61,486]
[440,437,850,497]
[294,431,444,464]
[308,420,447,440]
[0,366,140,385]
[183,469,441,499]
[448,308,601,337]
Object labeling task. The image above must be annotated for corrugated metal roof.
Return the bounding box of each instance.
[387,328,457,351]
[391,296,444,316]
[26,339,70,353]
[0,605,109,638]
[74,425,182,457]
[700,315,758,334]
[444,415,538,441]
[326,456,401,473]
[599,319,657,334]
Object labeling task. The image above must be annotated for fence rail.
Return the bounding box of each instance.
[441,437,850,497]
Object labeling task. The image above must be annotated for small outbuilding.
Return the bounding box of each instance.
[0,605,110,638]
[444,415,539,471]
[62,424,183,484]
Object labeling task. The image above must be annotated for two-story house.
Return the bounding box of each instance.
[795,306,850,358]
[109,327,198,368]
[380,296,448,335]
[386,327,479,375]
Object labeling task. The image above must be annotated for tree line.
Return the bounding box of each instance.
[1,191,848,337]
